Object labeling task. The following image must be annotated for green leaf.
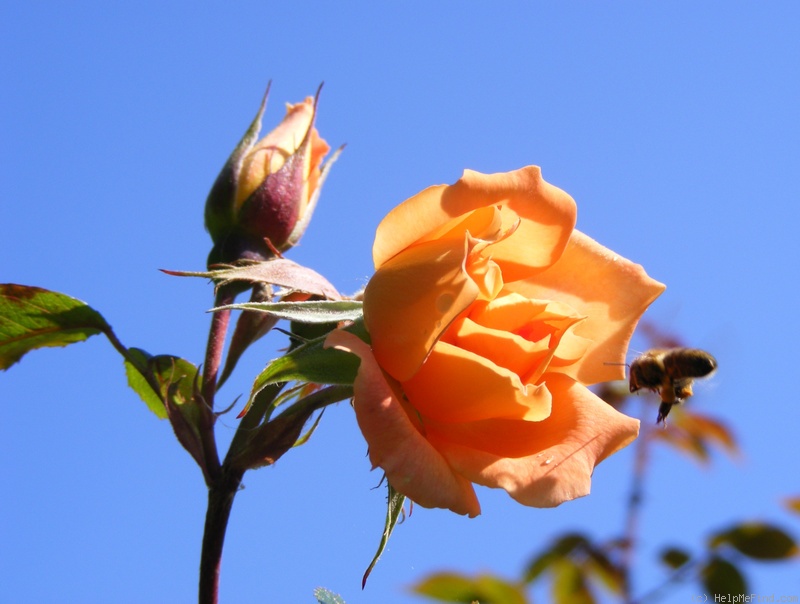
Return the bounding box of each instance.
[124,348,201,419]
[709,522,798,560]
[241,321,366,417]
[0,284,110,370]
[411,572,528,604]
[124,349,167,419]
[313,587,346,604]
[214,299,362,324]
[701,556,747,597]
[362,483,406,588]
[660,547,692,569]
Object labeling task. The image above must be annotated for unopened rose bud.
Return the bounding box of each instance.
[205,85,334,265]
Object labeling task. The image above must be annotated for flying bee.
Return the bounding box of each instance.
[629,348,717,425]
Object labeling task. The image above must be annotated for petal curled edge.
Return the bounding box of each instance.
[507,230,666,385]
[372,167,576,275]
[324,330,481,517]
[427,373,639,508]
[364,236,480,382]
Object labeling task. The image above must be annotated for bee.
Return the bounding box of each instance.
[629,348,717,425]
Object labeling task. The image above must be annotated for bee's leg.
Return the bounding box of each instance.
[656,401,673,425]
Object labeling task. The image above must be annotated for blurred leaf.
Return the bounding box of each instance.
[524,549,560,583]
[552,533,591,556]
[709,522,798,560]
[584,545,624,594]
[411,572,528,604]
[363,484,406,588]
[551,560,594,604]
[660,547,692,569]
[651,408,737,463]
[0,284,110,370]
[215,299,362,324]
[313,586,346,604]
[784,496,800,515]
[523,533,589,583]
[701,556,747,596]
[677,411,738,454]
[163,258,341,300]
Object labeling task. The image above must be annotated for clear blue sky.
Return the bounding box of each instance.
[2,2,798,603]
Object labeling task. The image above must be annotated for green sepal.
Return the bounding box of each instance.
[362,483,406,588]
[164,258,340,300]
[0,284,110,370]
[204,84,270,243]
[313,587,346,604]
[215,300,362,324]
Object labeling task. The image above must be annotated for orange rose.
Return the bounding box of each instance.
[327,167,665,517]
[205,90,332,264]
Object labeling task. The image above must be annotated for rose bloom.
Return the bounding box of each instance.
[327,167,665,517]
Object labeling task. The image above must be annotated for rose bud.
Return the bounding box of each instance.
[205,85,334,265]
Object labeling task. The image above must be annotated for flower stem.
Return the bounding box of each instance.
[196,285,239,604]
[198,466,245,604]
[198,287,236,485]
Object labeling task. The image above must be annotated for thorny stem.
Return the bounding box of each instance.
[621,400,654,603]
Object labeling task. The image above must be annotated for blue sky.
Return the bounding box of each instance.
[2,2,799,603]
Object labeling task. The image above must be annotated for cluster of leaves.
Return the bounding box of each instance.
[410,519,798,604]
[0,265,404,598]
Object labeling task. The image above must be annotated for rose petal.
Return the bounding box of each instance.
[427,373,639,507]
[237,98,318,207]
[444,316,552,380]
[364,236,480,381]
[403,341,552,423]
[324,330,481,516]
[507,230,666,384]
[372,167,576,275]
